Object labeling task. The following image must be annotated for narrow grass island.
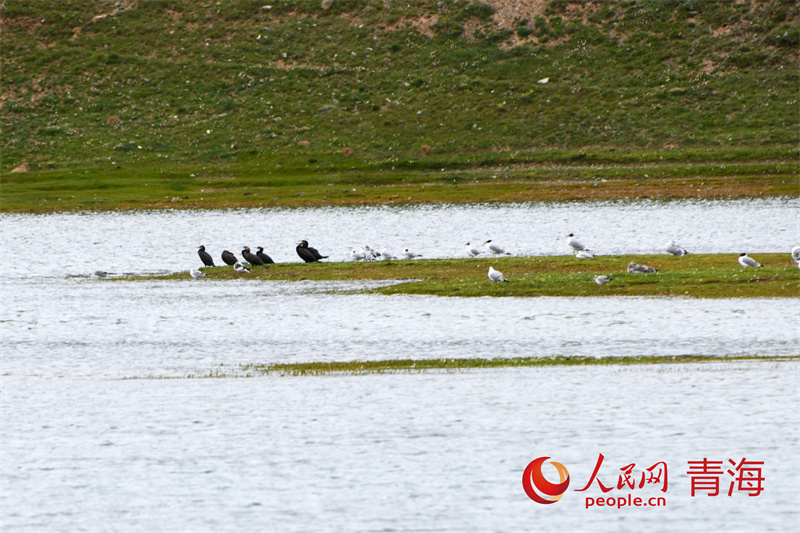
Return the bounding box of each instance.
[133,355,800,379]
[126,253,799,299]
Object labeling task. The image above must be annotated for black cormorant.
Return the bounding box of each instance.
[296,240,328,263]
[308,243,327,261]
[221,250,238,266]
[256,247,275,264]
[242,246,265,267]
[198,245,215,267]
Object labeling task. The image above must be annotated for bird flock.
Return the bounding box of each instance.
[187,236,799,284]
[196,241,333,275]
[198,241,420,273]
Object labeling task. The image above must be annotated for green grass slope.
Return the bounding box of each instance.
[2,0,798,208]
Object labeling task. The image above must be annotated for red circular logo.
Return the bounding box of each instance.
[522,457,571,504]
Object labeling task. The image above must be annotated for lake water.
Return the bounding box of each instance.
[1,279,797,379]
[0,197,797,277]
[2,363,798,532]
[1,199,799,532]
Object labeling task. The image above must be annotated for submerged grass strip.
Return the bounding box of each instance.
[206,355,798,378]
[128,254,799,298]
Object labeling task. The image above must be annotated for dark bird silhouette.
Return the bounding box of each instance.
[296,240,328,263]
[256,246,275,264]
[307,241,328,260]
[242,246,265,267]
[198,245,215,267]
[221,250,238,266]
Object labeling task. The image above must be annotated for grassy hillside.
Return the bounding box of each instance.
[2,0,798,210]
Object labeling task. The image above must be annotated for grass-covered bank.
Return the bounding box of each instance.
[2,1,798,211]
[131,253,799,298]
[154,355,800,378]
[1,157,796,213]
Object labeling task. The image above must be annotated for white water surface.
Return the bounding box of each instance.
[0,279,797,379]
[2,363,798,532]
[1,197,797,278]
[1,199,798,532]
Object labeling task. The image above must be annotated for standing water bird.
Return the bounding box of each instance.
[308,242,327,261]
[296,240,328,263]
[256,247,275,264]
[488,266,509,283]
[738,253,762,268]
[190,269,205,279]
[198,245,215,267]
[593,275,612,285]
[221,250,238,266]
[465,242,482,257]
[360,245,379,261]
[666,241,689,256]
[403,248,422,259]
[242,246,264,267]
[234,262,251,273]
[381,247,396,261]
[484,240,511,255]
[566,233,589,252]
